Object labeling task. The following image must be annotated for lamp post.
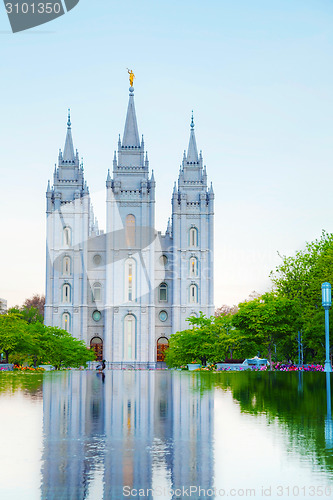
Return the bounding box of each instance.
[322,282,332,373]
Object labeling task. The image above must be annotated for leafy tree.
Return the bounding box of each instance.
[22,324,96,369]
[165,313,224,367]
[165,313,255,368]
[20,306,43,324]
[0,310,95,368]
[36,326,95,369]
[214,314,256,360]
[215,304,239,317]
[0,312,29,363]
[22,294,45,319]
[270,231,333,362]
[232,292,299,366]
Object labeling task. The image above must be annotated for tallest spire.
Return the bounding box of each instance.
[122,78,140,148]
[63,108,75,162]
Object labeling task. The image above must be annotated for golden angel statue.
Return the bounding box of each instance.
[127,68,135,87]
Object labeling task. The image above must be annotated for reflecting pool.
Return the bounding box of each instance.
[1,371,333,499]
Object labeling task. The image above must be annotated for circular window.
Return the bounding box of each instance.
[93,254,102,266]
[159,310,168,322]
[92,310,101,322]
[159,255,168,266]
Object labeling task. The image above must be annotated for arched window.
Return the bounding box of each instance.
[63,226,72,246]
[63,256,71,276]
[124,314,136,360]
[160,255,168,266]
[62,283,71,303]
[189,284,198,304]
[62,312,71,332]
[125,258,136,302]
[92,283,102,302]
[159,283,168,302]
[189,227,198,248]
[125,214,136,248]
[189,257,198,277]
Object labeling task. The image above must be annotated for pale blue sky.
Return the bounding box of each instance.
[1,0,333,307]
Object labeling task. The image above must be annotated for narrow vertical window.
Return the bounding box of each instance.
[124,314,136,360]
[190,257,198,277]
[159,283,168,302]
[125,258,136,302]
[189,227,198,247]
[189,284,198,304]
[62,283,71,303]
[63,256,71,275]
[63,227,72,246]
[128,263,133,301]
[62,313,70,332]
[126,214,135,248]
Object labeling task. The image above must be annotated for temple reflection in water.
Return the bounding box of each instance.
[41,371,214,499]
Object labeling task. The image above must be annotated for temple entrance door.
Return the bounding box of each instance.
[157,337,169,362]
[90,337,103,362]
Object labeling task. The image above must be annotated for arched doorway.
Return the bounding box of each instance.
[90,337,103,362]
[157,337,169,362]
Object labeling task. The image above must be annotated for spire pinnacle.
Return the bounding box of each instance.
[191,110,194,129]
[122,88,140,147]
[63,109,75,162]
[186,111,199,163]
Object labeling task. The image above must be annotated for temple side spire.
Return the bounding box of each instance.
[186,111,199,163]
[63,109,75,162]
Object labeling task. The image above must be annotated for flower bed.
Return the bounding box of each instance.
[272,363,324,372]
[185,363,325,372]
[13,365,45,373]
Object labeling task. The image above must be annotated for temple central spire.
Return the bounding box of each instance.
[122,85,140,148]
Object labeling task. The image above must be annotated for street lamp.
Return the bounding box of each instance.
[322,282,332,373]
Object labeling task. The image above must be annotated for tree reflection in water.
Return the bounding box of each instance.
[194,371,333,474]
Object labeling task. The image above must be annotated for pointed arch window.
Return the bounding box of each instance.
[63,256,71,276]
[189,227,198,248]
[125,258,136,302]
[63,227,72,246]
[189,284,198,304]
[159,283,168,302]
[124,314,136,360]
[189,257,198,277]
[92,283,102,302]
[62,283,71,303]
[126,214,136,248]
[62,312,71,332]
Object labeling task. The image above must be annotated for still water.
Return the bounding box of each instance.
[0,370,333,500]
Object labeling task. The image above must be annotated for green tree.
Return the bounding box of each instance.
[270,231,333,362]
[28,325,96,369]
[165,313,253,368]
[22,294,45,320]
[0,312,29,363]
[165,313,224,367]
[0,311,95,368]
[232,292,299,366]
